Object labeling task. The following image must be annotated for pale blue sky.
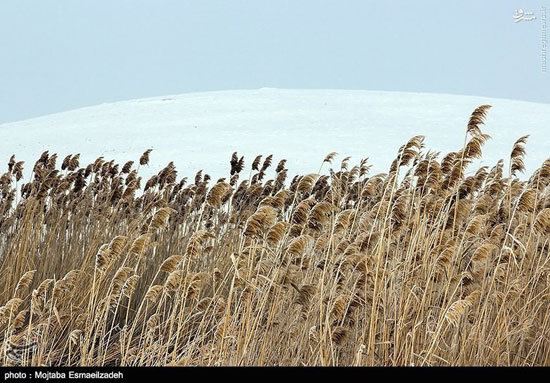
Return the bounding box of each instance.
[1,0,548,123]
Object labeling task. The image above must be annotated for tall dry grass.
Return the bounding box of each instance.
[1,105,550,366]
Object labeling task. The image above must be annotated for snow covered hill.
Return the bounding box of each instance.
[1,89,549,181]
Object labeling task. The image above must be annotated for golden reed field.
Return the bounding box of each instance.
[1,105,550,366]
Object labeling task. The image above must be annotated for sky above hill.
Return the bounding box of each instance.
[1,0,548,123]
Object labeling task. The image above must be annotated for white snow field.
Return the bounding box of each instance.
[1,88,549,181]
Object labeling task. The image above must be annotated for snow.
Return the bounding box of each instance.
[1,89,549,182]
